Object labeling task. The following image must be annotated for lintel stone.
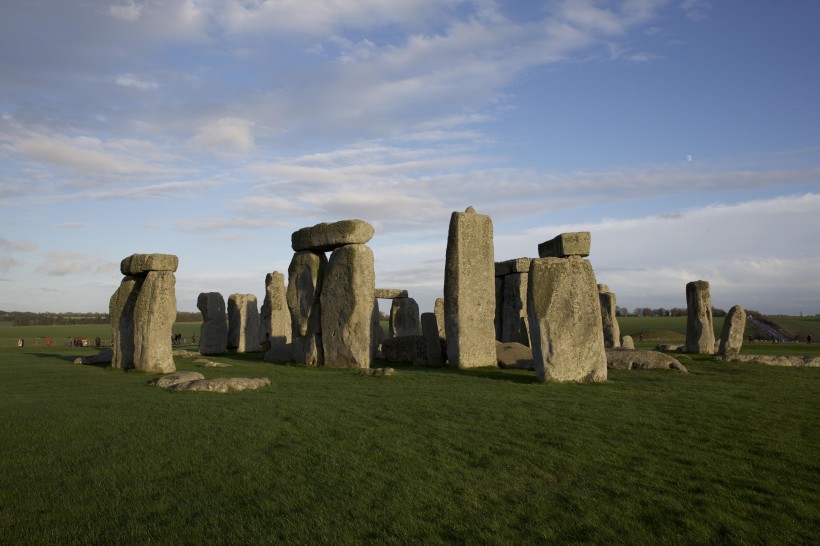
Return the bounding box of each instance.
[537,232,590,258]
[291,219,374,252]
[374,288,408,299]
[495,258,533,277]
[120,253,179,275]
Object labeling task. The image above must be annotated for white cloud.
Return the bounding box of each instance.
[0,238,37,252]
[36,251,94,277]
[107,1,143,22]
[115,73,158,90]
[190,118,255,155]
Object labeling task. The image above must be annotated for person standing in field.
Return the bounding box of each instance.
[808,335,812,344]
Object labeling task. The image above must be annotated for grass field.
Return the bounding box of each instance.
[1,335,819,543]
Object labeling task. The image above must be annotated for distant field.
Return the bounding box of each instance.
[768,316,820,341]
[0,322,202,349]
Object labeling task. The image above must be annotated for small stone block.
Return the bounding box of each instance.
[537,232,590,258]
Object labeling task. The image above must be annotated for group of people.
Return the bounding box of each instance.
[172,332,195,346]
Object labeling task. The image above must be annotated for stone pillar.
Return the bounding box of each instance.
[718,304,746,357]
[261,272,293,362]
[494,276,503,341]
[598,287,621,349]
[110,253,178,373]
[287,251,327,366]
[496,258,532,346]
[444,206,496,368]
[434,298,446,339]
[197,292,227,355]
[421,312,444,367]
[685,280,715,354]
[528,233,606,383]
[389,297,420,337]
[321,244,375,368]
[370,299,385,359]
[228,294,261,353]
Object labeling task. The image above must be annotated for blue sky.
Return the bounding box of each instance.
[1,0,819,316]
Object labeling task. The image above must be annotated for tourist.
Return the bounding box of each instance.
[808,335,812,344]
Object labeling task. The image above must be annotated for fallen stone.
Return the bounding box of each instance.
[718,304,746,357]
[172,349,200,357]
[170,377,272,392]
[374,288,408,299]
[496,341,534,370]
[120,253,178,275]
[150,371,205,389]
[495,257,532,277]
[537,232,591,258]
[193,358,231,368]
[381,335,427,364]
[721,355,820,367]
[291,219,374,252]
[389,297,419,337]
[606,349,688,373]
[359,367,397,377]
[655,344,684,351]
[685,280,715,355]
[73,348,114,365]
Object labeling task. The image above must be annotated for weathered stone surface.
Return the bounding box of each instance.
[320,244,374,368]
[193,358,231,368]
[495,258,532,277]
[496,341,534,370]
[172,349,200,357]
[597,284,610,293]
[434,298,446,339]
[718,305,746,357]
[292,219,374,252]
[370,299,385,359]
[606,349,688,373]
[74,348,114,365]
[421,312,445,367]
[261,272,293,361]
[444,206,496,368]
[501,272,530,346]
[359,367,397,377]
[389,297,419,338]
[120,253,178,275]
[621,335,635,350]
[287,251,326,365]
[599,291,621,349]
[527,257,607,382]
[110,276,139,369]
[655,344,684,351]
[132,271,176,374]
[197,292,227,355]
[381,335,426,364]
[685,280,715,354]
[494,276,503,341]
[537,232,591,258]
[227,294,261,353]
[170,377,271,392]
[722,355,820,367]
[150,371,205,389]
[374,288,408,299]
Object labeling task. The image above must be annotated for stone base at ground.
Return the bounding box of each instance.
[495,341,534,370]
[358,367,397,377]
[606,349,688,373]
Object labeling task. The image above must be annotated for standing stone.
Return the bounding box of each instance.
[261,272,293,362]
[527,257,607,382]
[132,271,176,373]
[501,272,530,346]
[321,244,375,368]
[287,251,326,366]
[621,335,635,350]
[421,312,444,367]
[389,297,420,338]
[444,206,496,368]
[197,292,227,355]
[685,280,715,355]
[110,276,139,369]
[370,299,385,359]
[494,276,504,341]
[434,298,446,339]
[228,294,261,353]
[598,288,621,349]
[718,305,746,357]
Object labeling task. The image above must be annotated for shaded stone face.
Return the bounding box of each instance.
[389,297,420,338]
[320,244,375,368]
[370,299,385,359]
[260,271,292,359]
[197,292,228,355]
[132,271,176,373]
[685,280,714,355]
[537,232,591,258]
[227,294,261,353]
[598,291,621,349]
[421,312,445,367]
[495,258,532,277]
[718,304,746,356]
[291,219,374,252]
[501,272,530,346]
[286,251,326,339]
[120,253,179,275]
[444,207,496,368]
[374,288,408,299]
[527,257,607,382]
[381,335,426,364]
[110,275,139,369]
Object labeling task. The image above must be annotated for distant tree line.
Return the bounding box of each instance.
[616,306,765,318]
[2,310,205,326]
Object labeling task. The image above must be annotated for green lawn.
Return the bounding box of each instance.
[1,342,818,544]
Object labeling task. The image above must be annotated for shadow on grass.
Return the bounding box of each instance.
[30,352,77,363]
[374,359,540,384]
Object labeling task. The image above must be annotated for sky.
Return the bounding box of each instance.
[1,0,819,316]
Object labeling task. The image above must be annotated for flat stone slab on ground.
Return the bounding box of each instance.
[291,219,374,252]
[168,377,271,392]
[722,355,820,367]
[193,358,231,368]
[606,349,688,373]
[120,253,179,275]
[150,371,205,388]
[537,232,591,258]
[496,341,534,370]
[358,367,397,377]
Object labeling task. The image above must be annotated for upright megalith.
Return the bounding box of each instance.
[287,251,327,366]
[598,286,621,349]
[261,272,293,362]
[444,206,496,368]
[389,297,420,338]
[110,253,177,373]
[527,236,607,382]
[718,304,746,357]
[496,258,532,346]
[685,280,715,354]
[197,292,227,355]
[421,312,445,367]
[321,243,375,368]
[370,299,385,358]
[228,294,261,353]
[292,219,374,252]
[434,298,446,339]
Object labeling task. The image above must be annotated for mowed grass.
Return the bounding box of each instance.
[1,343,819,544]
[0,322,202,349]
